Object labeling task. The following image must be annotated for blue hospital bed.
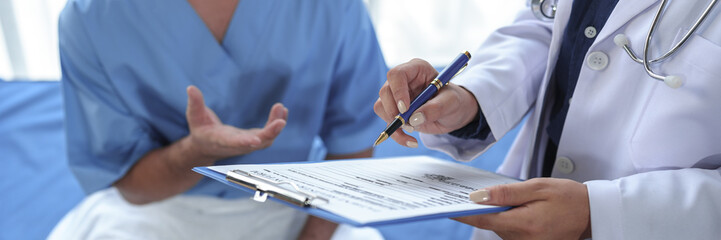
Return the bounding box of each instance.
[0,80,518,240]
[0,81,85,240]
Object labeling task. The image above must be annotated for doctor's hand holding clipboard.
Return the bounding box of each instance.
[373,0,721,239]
[374,58,591,239]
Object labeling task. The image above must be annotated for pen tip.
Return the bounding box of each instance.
[373,132,389,147]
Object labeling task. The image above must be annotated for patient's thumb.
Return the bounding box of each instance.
[186,85,208,125]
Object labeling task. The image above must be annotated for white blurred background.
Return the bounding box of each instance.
[0,0,525,81]
[366,0,525,67]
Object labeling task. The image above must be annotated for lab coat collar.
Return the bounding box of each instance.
[595,0,660,44]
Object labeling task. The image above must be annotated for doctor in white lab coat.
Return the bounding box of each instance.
[375,0,721,239]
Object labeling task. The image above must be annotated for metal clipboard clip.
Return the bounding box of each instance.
[226,170,329,207]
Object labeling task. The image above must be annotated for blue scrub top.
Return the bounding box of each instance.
[59,0,387,198]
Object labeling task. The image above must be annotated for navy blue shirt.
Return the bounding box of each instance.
[542,0,619,176]
[451,0,619,176]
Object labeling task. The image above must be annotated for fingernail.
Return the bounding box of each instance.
[397,100,407,114]
[406,141,418,148]
[409,112,425,126]
[401,125,414,133]
[469,189,490,203]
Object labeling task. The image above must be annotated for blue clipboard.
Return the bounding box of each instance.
[193,160,512,227]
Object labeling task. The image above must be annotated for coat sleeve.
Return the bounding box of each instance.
[585,166,721,239]
[421,8,553,161]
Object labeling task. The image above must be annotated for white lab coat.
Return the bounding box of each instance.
[422,0,721,239]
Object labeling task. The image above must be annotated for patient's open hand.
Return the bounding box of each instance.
[185,85,287,161]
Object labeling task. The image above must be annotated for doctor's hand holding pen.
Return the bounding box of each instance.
[373,58,480,148]
[373,58,591,239]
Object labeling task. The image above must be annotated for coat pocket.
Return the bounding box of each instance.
[629,34,721,170]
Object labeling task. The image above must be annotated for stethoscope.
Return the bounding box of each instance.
[530,0,718,89]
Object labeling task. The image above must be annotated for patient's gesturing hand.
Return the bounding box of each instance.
[185,85,287,161]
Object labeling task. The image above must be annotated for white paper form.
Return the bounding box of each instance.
[209,156,519,224]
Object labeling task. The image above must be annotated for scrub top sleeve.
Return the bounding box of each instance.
[321,1,387,155]
[59,4,160,194]
[585,168,721,239]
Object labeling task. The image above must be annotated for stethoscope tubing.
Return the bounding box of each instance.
[642,0,717,64]
[532,0,718,88]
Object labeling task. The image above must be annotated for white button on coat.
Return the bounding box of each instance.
[554,156,575,174]
[584,26,597,38]
[587,51,609,70]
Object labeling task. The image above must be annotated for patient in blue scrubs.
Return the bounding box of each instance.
[50,0,387,239]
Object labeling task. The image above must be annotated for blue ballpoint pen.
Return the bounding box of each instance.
[374,51,471,146]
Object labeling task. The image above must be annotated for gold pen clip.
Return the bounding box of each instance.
[447,63,468,86]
